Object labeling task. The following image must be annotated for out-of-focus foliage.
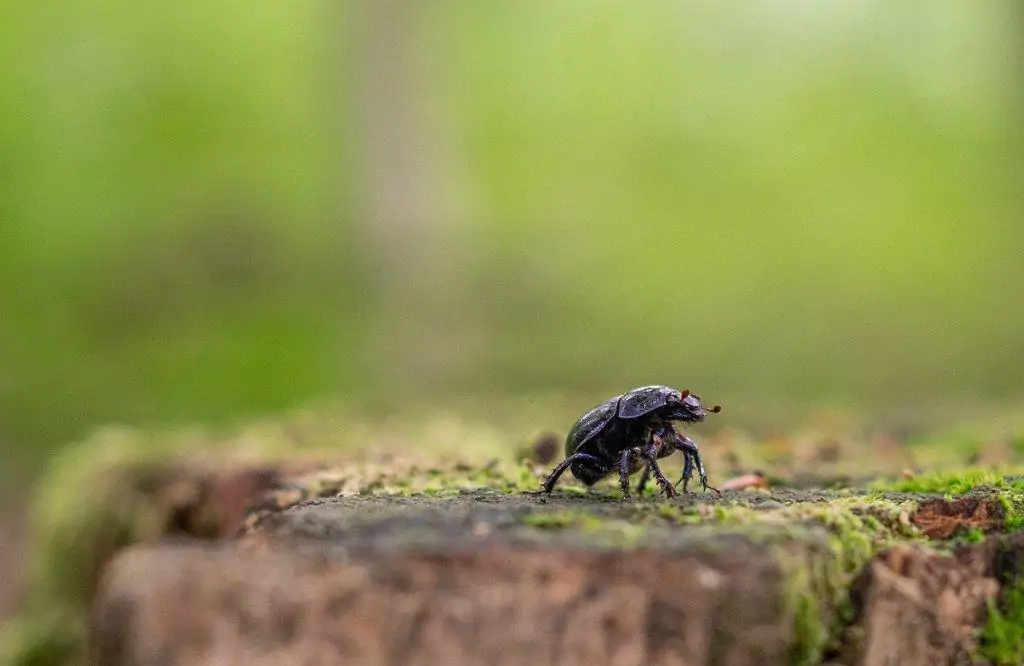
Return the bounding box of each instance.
[1,0,1022,466]
[0,0,360,461]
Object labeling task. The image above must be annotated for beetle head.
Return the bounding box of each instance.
[668,389,722,422]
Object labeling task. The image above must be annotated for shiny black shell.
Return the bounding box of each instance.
[563,385,681,457]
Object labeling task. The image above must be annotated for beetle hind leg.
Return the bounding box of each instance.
[542,452,601,494]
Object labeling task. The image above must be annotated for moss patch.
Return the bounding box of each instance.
[979,579,1024,666]
[511,493,921,665]
[872,469,1024,533]
[872,468,1024,495]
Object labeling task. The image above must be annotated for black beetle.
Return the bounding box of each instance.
[542,385,721,499]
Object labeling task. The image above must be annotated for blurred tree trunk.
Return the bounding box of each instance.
[350,1,439,263]
[345,0,480,390]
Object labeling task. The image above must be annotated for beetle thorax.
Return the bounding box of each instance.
[648,420,676,456]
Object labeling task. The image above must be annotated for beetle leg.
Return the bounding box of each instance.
[635,463,651,495]
[618,450,633,499]
[542,453,601,494]
[643,436,677,498]
[671,435,721,496]
[676,451,695,493]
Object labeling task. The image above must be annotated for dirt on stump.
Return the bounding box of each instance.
[91,537,792,666]
[910,496,1004,540]
[848,533,1024,666]
[92,491,816,666]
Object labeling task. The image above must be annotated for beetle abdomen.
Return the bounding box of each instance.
[569,455,608,486]
[564,396,618,457]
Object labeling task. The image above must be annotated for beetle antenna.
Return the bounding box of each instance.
[680,389,690,399]
[709,405,722,413]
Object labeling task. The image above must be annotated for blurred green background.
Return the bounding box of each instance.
[2,0,1023,480]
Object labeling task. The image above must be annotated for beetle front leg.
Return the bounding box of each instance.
[676,451,695,493]
[671,435,721,496]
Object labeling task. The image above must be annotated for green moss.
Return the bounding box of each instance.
[7,428,165,666]
[522,511,583,529]
[998,492,1024,532]
[871,468,1024,495]
[515,493,921,666]
[0,611,80,666]
[960,527,987,543]
[780,549,830,666]
[770,499,920,665]
[979,580,1024,666]
[519,508,652,549]
[652,502,703,525]
[873,468,1024,534]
